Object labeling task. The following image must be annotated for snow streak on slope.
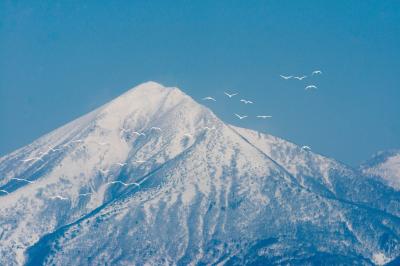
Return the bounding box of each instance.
[0,81,399,265]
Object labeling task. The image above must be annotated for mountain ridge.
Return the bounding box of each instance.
[360,149,400,190]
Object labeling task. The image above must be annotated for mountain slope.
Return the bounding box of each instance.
[360,150,400,190]
[232,127,400,218]
[0,82,399,265]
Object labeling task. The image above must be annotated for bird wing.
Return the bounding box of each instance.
[305,85,316,89]
[225,92,238,97]
[203,97,215,101]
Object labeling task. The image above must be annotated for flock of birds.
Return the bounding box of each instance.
[202,93,270,121]
[201,70,322,151]
[0,73,322,196]
[202,70,322,121]
[280,70,322,90]
[281,70,321,151]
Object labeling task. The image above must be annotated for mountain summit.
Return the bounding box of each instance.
[1,82,399,265]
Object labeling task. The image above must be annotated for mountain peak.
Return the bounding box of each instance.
[118,81,184,99]
[125,81,166,94]
[104,81,188,113]
[137,80,164,88]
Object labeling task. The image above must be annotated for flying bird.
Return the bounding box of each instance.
[256,115,272,119]
[280,75,292,80]
[240,99,253,104]
[305,85,318,90]
[203,97,216,101]
[312,70,322,75]
[132,131,146,136]
[235,114,248,120]
[301,146,311,151]
[50,195,68,200]
[293,76,307,80]
[11,178,35,184]
[0,189,9,195]
[48,146,62,152]
[105,181,140,187]
[224,92,238,98]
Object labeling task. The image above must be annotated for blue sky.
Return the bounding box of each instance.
[0,0,399,166]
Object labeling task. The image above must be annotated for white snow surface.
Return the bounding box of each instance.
[362,151,400,190]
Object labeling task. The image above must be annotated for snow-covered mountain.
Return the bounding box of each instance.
[0,81,399,265]
[360,150,400,190]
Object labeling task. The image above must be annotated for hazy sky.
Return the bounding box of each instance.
[1,0,399,166]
